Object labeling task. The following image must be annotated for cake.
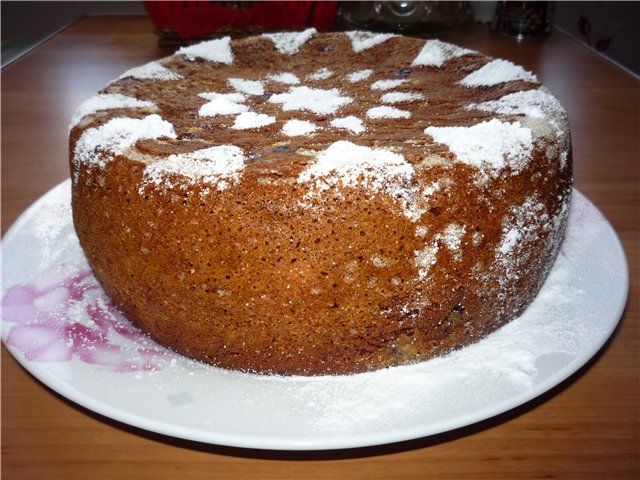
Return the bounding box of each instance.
[69,30,572,376]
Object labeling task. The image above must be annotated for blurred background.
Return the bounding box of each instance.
[2,1,639,76]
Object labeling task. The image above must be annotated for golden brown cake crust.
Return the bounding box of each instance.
[70,31,572,375]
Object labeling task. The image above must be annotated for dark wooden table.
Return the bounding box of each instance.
[2,15,638,480]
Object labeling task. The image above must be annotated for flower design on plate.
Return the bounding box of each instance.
[2,264,170,372]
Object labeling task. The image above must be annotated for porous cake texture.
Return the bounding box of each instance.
[70,30,572,375]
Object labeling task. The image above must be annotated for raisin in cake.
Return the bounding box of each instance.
[69,30,572,375]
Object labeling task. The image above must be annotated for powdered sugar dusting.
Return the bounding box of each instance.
[117,61,183,81]
[70,93,157,129]
[466,88,567,134]
[141,145,246,191]
[441,223,466,252]
[412,39,474,67]
[330,116,365,134]
[371,79,407,90]
[268,72,301,85]
[460,59,538,87]
[414,242,439,279]
[73,115,176,174]
[346,69,373,83]
[496,195,553,293]
[307,67,333,81]
[269,86,352,115]
[232,111,276,130]
[263,28,316,55]
[367,106,411,119]
[425,119,533,175]
[346,31,397,53]
[177,37,233,64]
[198,92,248,116]
[380,91,424,104]
[297,141,427,221]
[282,119,317,136]
[298,140,412,190]
[228,78,265,96]
[500,228,521,255]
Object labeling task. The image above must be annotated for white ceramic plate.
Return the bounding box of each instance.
[1,180,628,450]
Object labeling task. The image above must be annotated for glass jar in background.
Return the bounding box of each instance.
[338,1,469,33]
[493,1,554,39]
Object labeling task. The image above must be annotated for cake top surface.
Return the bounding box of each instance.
[71,30,570,200]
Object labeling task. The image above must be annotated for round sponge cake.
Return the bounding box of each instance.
[69,30,572,375]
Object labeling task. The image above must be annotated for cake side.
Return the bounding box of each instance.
[70,31,572,375]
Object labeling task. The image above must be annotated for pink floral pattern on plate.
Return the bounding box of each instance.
[2,264,170,372]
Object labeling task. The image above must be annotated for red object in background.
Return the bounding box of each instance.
[145,1,338,39]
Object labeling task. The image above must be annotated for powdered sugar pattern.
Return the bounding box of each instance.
[425,119,533,175]
[73,115,176,176]
[117,61,183,81]
[177,37,233,64]
[232,111,276,130]
[198,92,248,116]
[70,93,157,129]
[414,242,439,279]
[307,67,333,81]
[346,69,373,83]
[268,86,352,115]
[282,119,317,137]
[263,28,316,55]
[71,35,565,196]
[346,31,397,53]
[381,91,424,104]
[298,141,427,222]
[268,72,301,85]
[371,79,407,90]
[461,59,538,87]
[228,78,265,96]
[367,105,411,119]
[466,88,567,134]
[412,39,474,67]
[330,116,365,134]
[298,141,411,190]
[141,145,247,191]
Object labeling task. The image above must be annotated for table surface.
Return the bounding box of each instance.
[2,15,638,480]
